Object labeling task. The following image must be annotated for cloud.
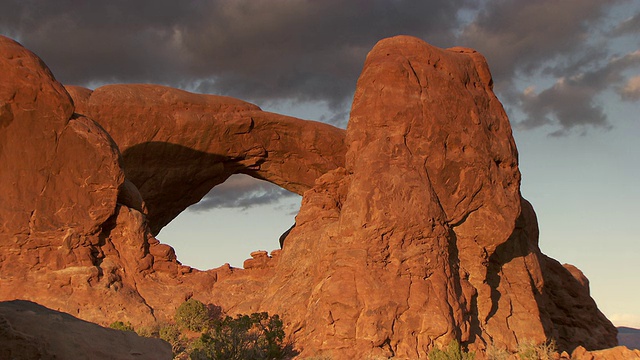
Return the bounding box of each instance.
[457,0,639,134]
[608,313,640,328]
[611,11,640,37]
[188,174,299,212]
[518,78,608,136]
[0,1,193,84]
[517,50,640,134]
[0,0,469,109]
[1,0,636,136]
[619,75,640,101]
[458,0,618,84]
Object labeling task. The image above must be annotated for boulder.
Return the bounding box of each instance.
[571,345,640,359]
[0,35,75,236]
[0,300,171,360]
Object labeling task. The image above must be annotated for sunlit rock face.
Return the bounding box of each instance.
[0,35,170,325]
[254,36,616,358]
[0,34,617,359]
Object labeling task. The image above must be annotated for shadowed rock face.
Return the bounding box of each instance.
[0,34,618,359]
[66,84,346,235]
[0,300,171,360]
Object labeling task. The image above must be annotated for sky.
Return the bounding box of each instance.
[1,1,638,328]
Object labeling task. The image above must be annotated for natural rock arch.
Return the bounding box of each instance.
[157,172,302,269]
[66,84,346,235]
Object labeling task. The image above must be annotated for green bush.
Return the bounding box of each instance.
[175,298,212,332]
[516,340,556,360]
[109,320,135,332]
[486,343,509,360]
[189,312,292,360]
[428,340,475,360]
[159,323,185,354]
[135,326,155,338]
[484,340,557,360]
[129,299,294,359]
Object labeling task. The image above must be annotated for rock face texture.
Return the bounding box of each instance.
[250,37,617,358]
[0,300,171,360]
[66,84,346,234]
[0,34,620,359]
[0,36,149,325]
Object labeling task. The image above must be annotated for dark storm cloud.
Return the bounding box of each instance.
[3,0,634,135]
[1,1,637,137]
[188,175,299,212]
[0,1,195,85]
[518,50,640,135]
[458,0,618,83]
[0,0,469,109]
[618,75,640,101]
[611,11,640,37]
[457,0,639,134]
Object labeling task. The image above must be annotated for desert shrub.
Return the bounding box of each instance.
[160,323,186,354]
[189,332,218,360]
[189,312,292,360]
[516,340,556,360]
[428,339,475,360]
[135,326,155,338]
[176,298,212,332]
[109,320,135,332]
[486,343,509,360]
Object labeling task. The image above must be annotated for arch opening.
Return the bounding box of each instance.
[156,174,301,270]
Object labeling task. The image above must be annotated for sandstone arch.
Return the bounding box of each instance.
[66,84,346,234]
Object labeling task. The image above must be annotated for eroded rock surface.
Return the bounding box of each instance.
[248,36,615,358]
[0,34,619,359]
[0,35,149,323]
[0,35,217,327]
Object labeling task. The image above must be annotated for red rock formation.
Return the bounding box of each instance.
[66,84,346,234]
[571,345,640,359]
[0,34,335,331]
[0,34,619,359]
[0,36,75,236]
[0,35,161,325]
[239,36,616,357]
